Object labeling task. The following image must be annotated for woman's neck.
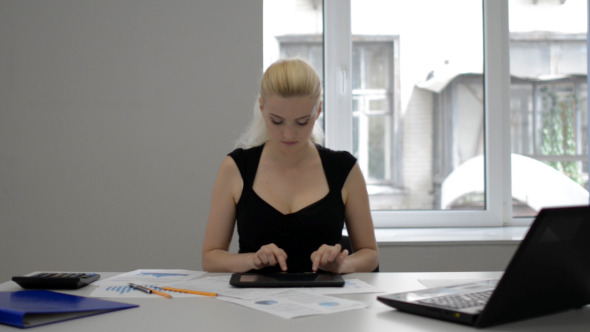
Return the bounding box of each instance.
[263,141,317,168]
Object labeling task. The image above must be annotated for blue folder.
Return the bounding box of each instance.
[0,290,138,329]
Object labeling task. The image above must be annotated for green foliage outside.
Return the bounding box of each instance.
[539,87,583,185]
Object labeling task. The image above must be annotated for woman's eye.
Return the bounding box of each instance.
[297,121,309,126]
[271,119,283,125]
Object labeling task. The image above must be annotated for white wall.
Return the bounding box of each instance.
[0,0,262,281]
[379,243,518,273]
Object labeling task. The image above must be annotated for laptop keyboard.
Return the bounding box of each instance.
[417,290,493,309]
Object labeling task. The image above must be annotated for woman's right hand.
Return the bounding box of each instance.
[252,243,288,271]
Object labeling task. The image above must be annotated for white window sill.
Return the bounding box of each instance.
[373,226,528,246]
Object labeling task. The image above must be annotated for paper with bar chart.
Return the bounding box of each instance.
[90,269,206,298]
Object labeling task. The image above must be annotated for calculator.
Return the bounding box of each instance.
[12,272,101,289]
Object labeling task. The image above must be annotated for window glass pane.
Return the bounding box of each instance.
[263,0,323,81]
[368,115,388,180]
[559,42,587,73]
[352,42,393,90]
[509,0,589,217]
[511,84,535,155]
[352,41,394,188]
[510,43,551,78]
[352,0,484,211]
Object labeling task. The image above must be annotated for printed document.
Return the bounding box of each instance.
[216,289,368,319]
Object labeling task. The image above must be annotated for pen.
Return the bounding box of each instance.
[160,286,217,297]
[128,283,173,299]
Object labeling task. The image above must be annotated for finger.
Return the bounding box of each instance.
[257,253,269,266]
[259,248,275,265]
[311,244,340,271]
[266,245,286,268]
[253,255,263,269]
[269,255,279,267]
[310,251,321,272]
[260,245,288,269]
[329,244,343,261]
[256,244,275,266]
[276,250,288,271]
[321,245,341,265]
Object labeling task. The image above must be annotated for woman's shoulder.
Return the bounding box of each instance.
[315,144,357,163]
[315,144,357,185]
[227,144,265,177]
[228,144,265,160]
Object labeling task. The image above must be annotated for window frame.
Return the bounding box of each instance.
[351,36,400,188]
[324,0,516,227]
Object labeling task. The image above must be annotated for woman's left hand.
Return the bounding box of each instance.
[310,244,349,273]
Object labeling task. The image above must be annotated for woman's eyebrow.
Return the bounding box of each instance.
[269,113,312,121]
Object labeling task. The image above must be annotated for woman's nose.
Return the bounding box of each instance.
[283,125,296,139]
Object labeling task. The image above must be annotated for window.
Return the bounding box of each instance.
[264,0,589,227]
[279,35,402,193]
[509,2,589,217]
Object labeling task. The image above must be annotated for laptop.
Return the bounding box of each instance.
[378,205,590,328]
[229,272,345,288]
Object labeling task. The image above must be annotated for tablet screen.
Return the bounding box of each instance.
[229,272,345,288]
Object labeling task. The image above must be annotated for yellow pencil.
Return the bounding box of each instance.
[161,286,217,297]
[128,283,173,299]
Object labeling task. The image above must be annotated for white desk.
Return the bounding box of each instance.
[1,272,589,331]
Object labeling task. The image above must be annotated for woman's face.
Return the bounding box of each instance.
[260,95,321,151]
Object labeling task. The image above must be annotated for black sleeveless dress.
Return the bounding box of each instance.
[228,144,357,272]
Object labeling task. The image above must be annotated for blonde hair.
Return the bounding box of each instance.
[235,59,324,148]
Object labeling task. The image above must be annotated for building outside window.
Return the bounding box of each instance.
[263,0,588,226]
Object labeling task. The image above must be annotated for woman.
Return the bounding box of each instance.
[202,58,378,273]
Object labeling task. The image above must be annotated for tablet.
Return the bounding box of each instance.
[229,272,345,288]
